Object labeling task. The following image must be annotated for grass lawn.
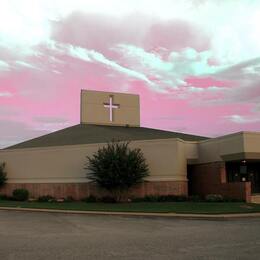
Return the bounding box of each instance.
[1,200,260,214]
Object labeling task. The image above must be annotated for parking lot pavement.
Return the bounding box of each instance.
[0,210,260,260]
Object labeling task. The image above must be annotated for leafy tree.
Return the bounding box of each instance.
[85,141,149,202]
[0,162,7,187]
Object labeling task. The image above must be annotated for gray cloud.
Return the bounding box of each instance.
[214,57,260,80]
[0,60,10,71]
[0,106,19,116]
[0,120,48,149]
[33,116,68,124]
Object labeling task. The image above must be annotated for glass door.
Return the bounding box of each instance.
[249,172,260,193]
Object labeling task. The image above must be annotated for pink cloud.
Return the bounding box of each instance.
[128,81,260,137]
[51,13,148,60]
[185,76,231,89]
[52,12,210,58]
[143,19,210,52]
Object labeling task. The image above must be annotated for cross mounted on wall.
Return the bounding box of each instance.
[103,95,120,122]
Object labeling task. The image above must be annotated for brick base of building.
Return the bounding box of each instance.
[188,162,251,202]
[0,181,188,200]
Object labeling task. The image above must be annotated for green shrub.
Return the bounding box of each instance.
[222,197,244,202]
[188,195,203,202]
[0,162,7,187]
[0,194,8,200]
[82,195,97,203]
[38,195,55,202]
[159,195,187,202]
[138,195,159,202]
[12,189,29,201]
[86,141,149,202]
[205,194,224,202]
[130,197,144,202]
[82,195,118,203]
[132,195,187,202]
[100,196,117,203]
[132,196,150,202]
[64,196,74,202]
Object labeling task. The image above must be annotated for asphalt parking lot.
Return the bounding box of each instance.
[0,210,259,260]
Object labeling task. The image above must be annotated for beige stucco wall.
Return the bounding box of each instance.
[2,131,260,184]
[0,139,198,184]
[197,132,260,163]
[81,90,140,127]
[185,142,199,163]
[197,133,244,163]
[243,132,260,159]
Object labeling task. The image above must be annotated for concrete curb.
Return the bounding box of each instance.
[0,206,260,220]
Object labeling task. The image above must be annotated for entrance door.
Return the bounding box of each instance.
[249,172,260,193]
[226,161,260,194]
[248,163,260,194]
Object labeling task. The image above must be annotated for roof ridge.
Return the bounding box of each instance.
[5,124,209,150]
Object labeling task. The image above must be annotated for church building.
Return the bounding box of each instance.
[1,90,260,202]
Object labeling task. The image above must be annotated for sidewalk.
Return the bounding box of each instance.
[1,206,260,220]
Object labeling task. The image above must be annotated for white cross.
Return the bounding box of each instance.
[103,96,120,122]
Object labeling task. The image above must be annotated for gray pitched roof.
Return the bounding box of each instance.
[5,124,209,149]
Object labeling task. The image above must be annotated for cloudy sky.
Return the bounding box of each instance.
[0,0,260,148]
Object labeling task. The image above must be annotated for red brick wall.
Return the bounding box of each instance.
[0,181,187,200]
[188,162,251,202]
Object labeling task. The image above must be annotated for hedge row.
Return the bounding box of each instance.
[0,190,244,203]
